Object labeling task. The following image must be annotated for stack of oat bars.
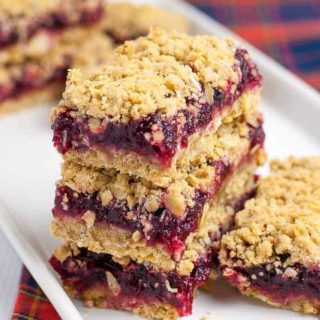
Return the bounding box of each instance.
[49,28,266,319]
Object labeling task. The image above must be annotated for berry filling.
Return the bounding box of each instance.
[50,247,213,316]
[223,262,320,307]
[52,49,262,167]
[0,4,103,49]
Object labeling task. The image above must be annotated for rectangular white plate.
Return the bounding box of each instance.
[0,0,319,319]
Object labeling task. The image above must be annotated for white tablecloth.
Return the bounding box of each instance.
[0,230,21,320]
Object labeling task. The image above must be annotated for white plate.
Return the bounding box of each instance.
[0,0,319,319]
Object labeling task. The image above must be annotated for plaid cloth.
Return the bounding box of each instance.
[189,0,320,89]
[11,1,320,319]
[12,268,60,320]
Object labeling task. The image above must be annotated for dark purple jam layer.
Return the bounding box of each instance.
[0,61,69,104]
[0,4,103,49]
[52,49,262,167]
[225,262,320,305]
[50,247,212,316]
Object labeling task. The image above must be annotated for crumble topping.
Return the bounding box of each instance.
[102,3,189,41]
[117,28,239,88]
[53,28,246,122]
[220,156,320,269]
[58,55,202,121]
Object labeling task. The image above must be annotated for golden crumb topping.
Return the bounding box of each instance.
[220,156,320,268]
[60,55,202,120]
[54,28,244,122]
[102,3,189,40]
[117,28,239,87]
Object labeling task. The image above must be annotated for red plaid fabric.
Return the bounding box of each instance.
[189,0,320,89]
[11,1,320,319]
[12,268,60,320]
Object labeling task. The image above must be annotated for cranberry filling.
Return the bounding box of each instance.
[0,5,103,49]
[50,247,212,316]
[52,49,262,167]
[0,61,70,103]
[226,262,320,305]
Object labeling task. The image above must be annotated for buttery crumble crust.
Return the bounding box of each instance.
[52,28,248,122]
[220,156,320,269]
[51,152,262,275]
[102,2,189,41]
